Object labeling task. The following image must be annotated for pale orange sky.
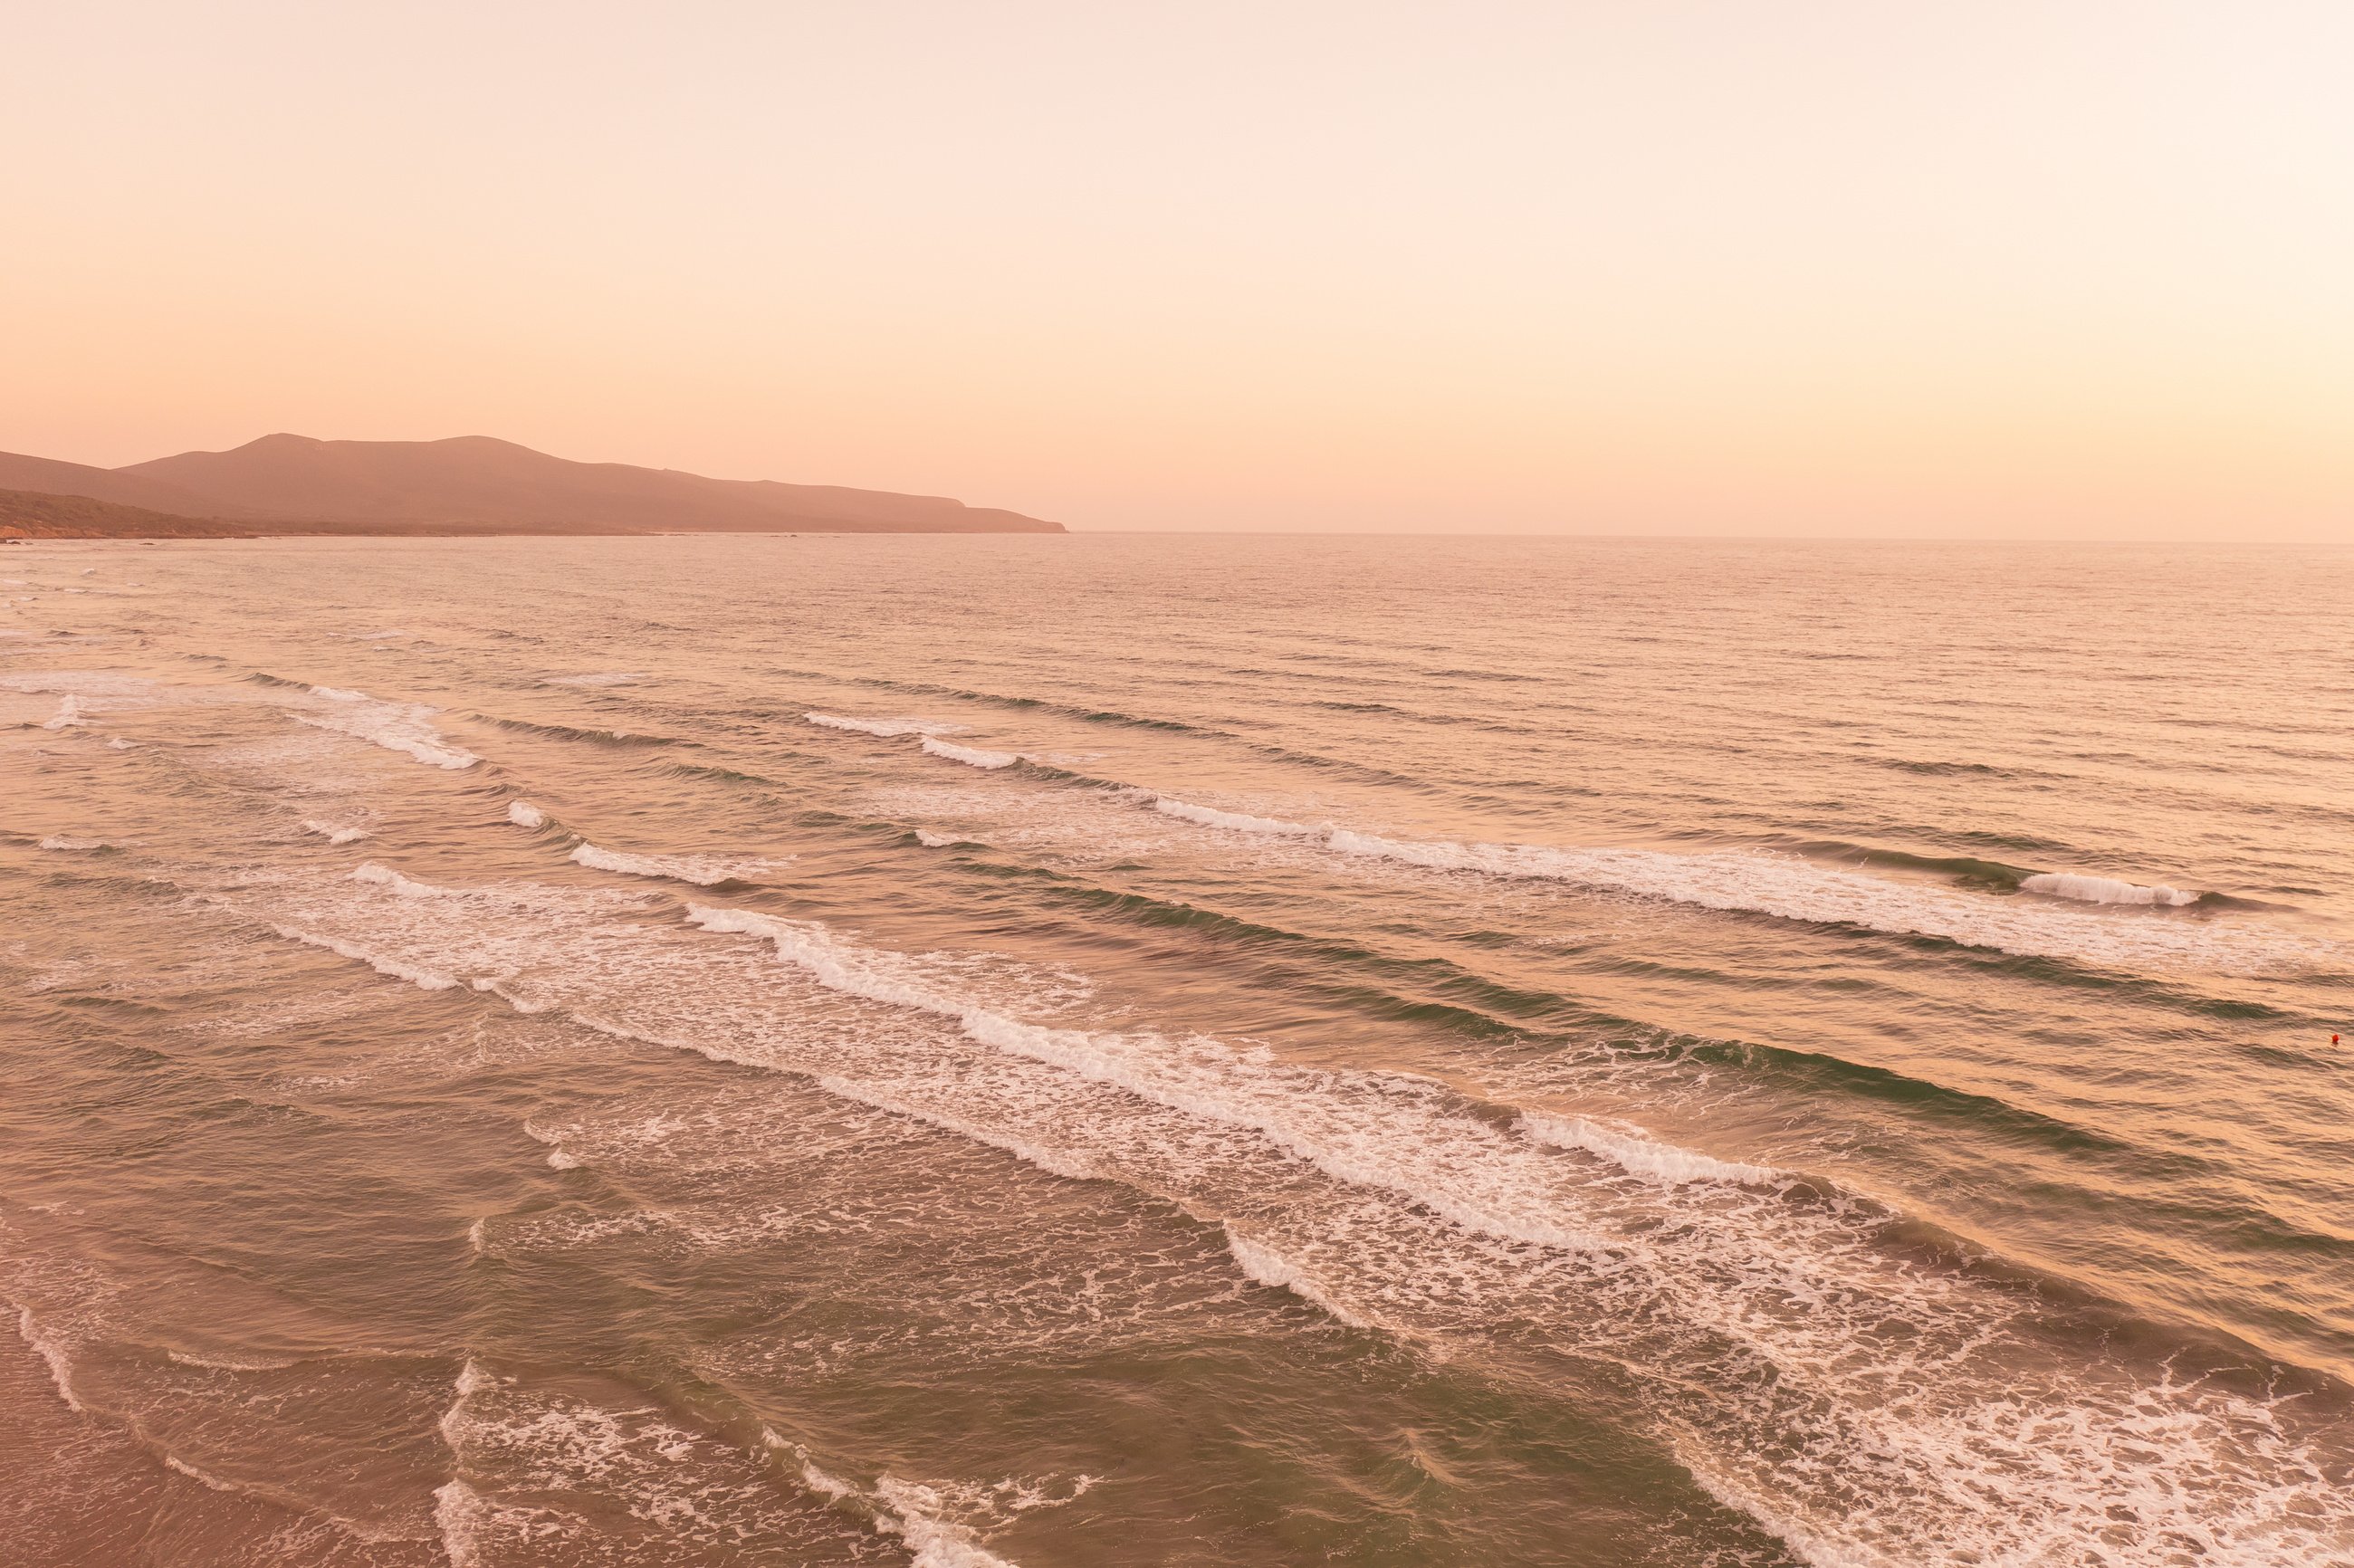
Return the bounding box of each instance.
[5,2,2350,537]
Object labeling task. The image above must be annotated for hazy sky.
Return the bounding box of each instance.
[5,2,2350,536]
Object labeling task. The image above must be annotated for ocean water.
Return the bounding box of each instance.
[3,532,2351,1567]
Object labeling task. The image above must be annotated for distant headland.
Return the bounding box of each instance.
[0,434,1065,539]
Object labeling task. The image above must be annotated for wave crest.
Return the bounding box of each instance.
[806,712,966,738]
[2021,872,2196,907]
[922,737,1021,770]
[294,685,480,770]
[571,842,782,886]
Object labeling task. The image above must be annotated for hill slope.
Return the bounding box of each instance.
[110,434,1063,532]
[0,488,254,539]
[0,452,273,519]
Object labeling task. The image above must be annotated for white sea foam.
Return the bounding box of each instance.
[520,1123,587,1171]
[254,868,2354,1567]
[684,904,1611,1256]
[163,1347,301,1372]
[15,1305,83,1412]
[351,862,446,897]
[301,819,370,845]
[765,1433,1027,1568]
[915,829,964,847]
[810,1075,1105,1184]
[1224,1227,1378,1330]
[452,1357,493,1401]
[294,684,480,770]
[1519,1111,1785,1188]
[507,800,547,828]
[273,925,458,990]
[790,1446,857,1502]
[922,736,1021,770]
[106,737,133,750]
[37,835,110,851]
[41,696,86,729]
[161,1453,248,1493]
[1130,799,2302,973]
[438,1360,871,1563]
[806,712,965,738]
[2020,872,2196,906]
[1152,797,1317,836]
[1676,1454,1874,1568]
[1317,828,2282,970]
[431,1479,495,1568]
[571,842,781,885]
[875,1476,1026,1568]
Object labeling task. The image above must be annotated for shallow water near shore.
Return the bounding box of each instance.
[4,532,2352,1567]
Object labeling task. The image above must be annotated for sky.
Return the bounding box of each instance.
[4,2,2350,537]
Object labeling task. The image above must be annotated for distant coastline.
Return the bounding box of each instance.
[0,433,1064,538]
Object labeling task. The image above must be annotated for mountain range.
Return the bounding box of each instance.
[0,435,1064,535]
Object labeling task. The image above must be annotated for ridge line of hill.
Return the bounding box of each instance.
[0,434,1066,534]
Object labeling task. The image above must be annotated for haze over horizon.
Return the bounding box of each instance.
[6,2,2351,539]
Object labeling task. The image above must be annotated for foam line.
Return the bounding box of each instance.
[273,924,459,990]
[571,842,781,885]
[684,904,1610,1255]
[254,870,2354,1565]
[1518,1112,1785,1187]
[1224,1226,1379,1330]
[1152,797,1316,836]
[1145,798,2303,974]
[922,737,1020,770]
[765,1433,1028,1568]
[14,1305,83,1412]
[806,712,965,738]
[2020,872,2196,907]
[294,684,480,770]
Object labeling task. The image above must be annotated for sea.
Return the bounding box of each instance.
[3,532,2350,1567]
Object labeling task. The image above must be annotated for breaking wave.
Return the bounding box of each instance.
[571,842,783,886]
[349,862,448,899]
[1518,1111,1786,1188]
[227,863,2354,1566]
[14,1303,84,1412]
[806,712,967,738]
[923,737,1021,770]
[1153,797,1315,836]
[1144,798,2311,974]
[294,685,480,770]
[2021,872,2198,907]
[1223,1227,1380,1331]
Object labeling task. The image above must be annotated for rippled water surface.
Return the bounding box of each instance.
[4,534,2351,1567]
